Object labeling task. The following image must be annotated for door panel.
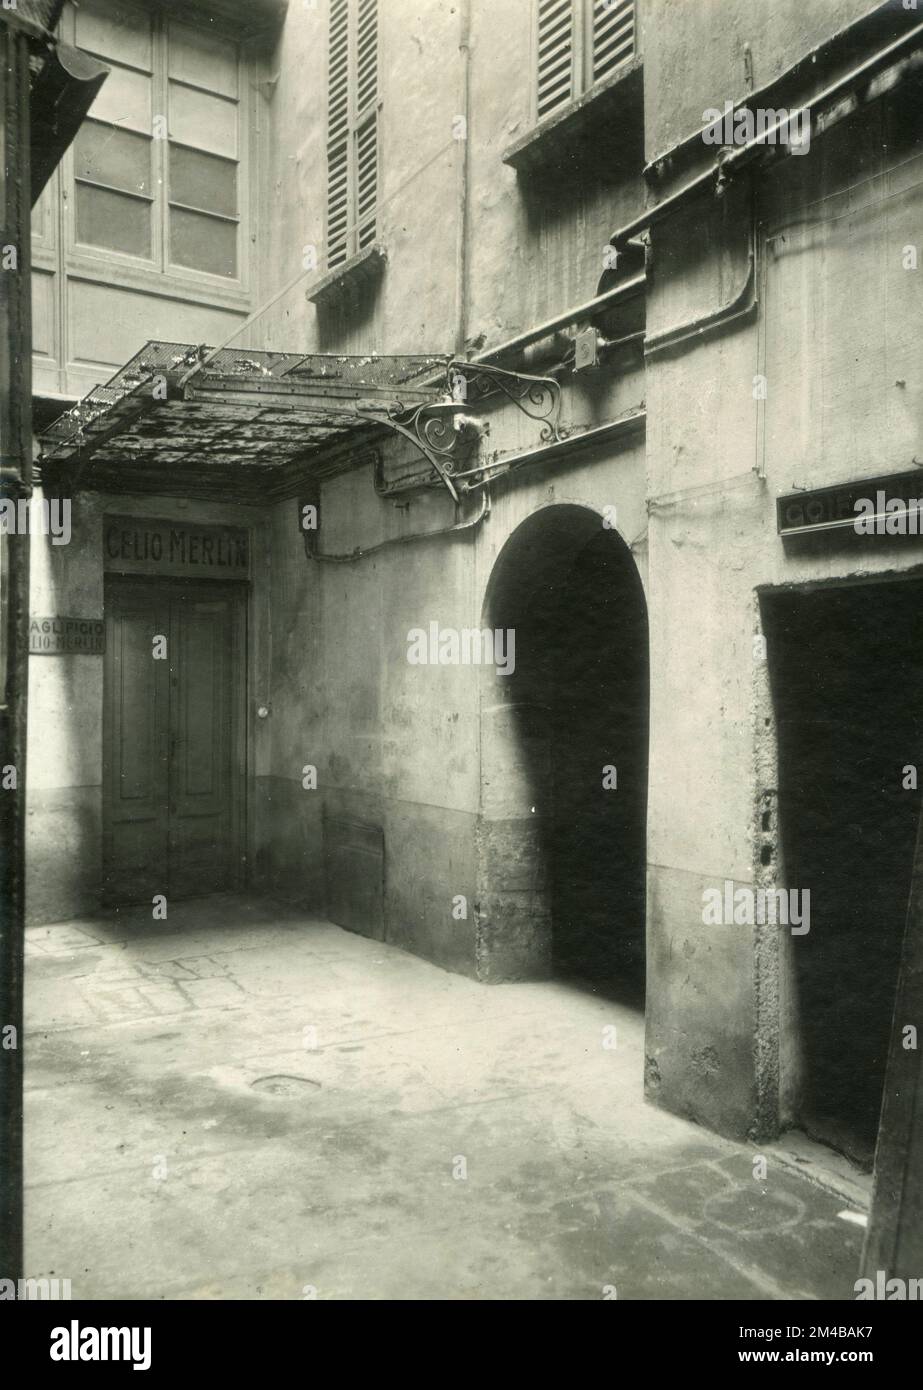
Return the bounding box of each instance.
[104,584,171,904]
[168,591,237,898]
[104,577,245,906]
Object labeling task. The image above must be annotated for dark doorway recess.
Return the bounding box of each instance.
[487,506,649,1003]
[764,576,923,1168]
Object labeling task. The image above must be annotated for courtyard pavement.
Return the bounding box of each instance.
[24,894,868,1300]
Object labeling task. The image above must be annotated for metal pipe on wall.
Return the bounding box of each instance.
[470,272,646,367]
[454,0,472,358]
[608,19,923,251]
[0,15,35,1288]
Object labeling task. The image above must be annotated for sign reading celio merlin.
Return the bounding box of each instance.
[103,516,250,579]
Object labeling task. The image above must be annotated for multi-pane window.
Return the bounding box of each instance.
[536,0,636,122]
[327,0,379,270]
[71,1,242,280]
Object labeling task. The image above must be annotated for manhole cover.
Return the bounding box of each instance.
[703,1186,805,1233]
[250,1074,321,1097]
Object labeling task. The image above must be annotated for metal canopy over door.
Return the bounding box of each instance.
[103,576,246,905]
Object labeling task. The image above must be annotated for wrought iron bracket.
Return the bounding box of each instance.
[446,359,566,444]
[357,400,486,504]
[358,358,566,501]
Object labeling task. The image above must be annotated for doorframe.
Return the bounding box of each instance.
[102,573,250,904]
[755,563,923,1147]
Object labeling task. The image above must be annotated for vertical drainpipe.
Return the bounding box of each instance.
[0,16,33,1286]
[454,0,472,358]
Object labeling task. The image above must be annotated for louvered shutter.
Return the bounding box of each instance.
[355,0,378,251]
[326,0,377,271]
[591,0,635,83]
[536,0,575,121]
[327,0,350,267]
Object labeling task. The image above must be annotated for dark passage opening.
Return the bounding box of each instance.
[490,508,649,1003]
[548,530,649,999]
[764,576,923,1167]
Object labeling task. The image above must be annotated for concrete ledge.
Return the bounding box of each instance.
[306,243,388,309]
[503,60,643,179]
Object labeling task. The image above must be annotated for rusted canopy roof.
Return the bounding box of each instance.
[39,342,456,502]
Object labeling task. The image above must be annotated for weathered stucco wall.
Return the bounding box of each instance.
[250,500,324,907]
[260,352,647,974]
[28,0,921,1158]
[644,83,923,1138]
[644,0,882,162]
[258,0,460,354]
[257,0,644,356]
[464,0,644,345]
[251,0,649,976]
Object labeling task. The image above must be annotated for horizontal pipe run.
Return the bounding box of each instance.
[306,489,489,562]
[608,20,923,249]
[469,273,647,367]
[459,412,646,491]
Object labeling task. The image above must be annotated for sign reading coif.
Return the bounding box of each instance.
[777,470,923,538]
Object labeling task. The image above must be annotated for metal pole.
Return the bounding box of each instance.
[0,15,34,1287]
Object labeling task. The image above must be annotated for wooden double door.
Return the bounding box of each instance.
[103,577,246,905]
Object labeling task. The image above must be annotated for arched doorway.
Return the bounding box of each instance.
[478,505,649,1003]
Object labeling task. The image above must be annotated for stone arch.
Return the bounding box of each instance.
[476,503,649,998]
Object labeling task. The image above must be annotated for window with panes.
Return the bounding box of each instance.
[71,0,243,280]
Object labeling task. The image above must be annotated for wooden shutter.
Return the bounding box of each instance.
[591,0,635,84]
[327,0,350,267]
[536,0,575,121]
[355,0,378,251]
[326,0,377,270]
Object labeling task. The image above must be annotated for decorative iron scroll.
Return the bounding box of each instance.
[358,360,566,500]
[446,360,565,444]
[357,401,478,503]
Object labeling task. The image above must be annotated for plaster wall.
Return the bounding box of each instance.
[643,0,883,163]
[643,90,923,1138]
[257,0,644,357]
[261,363,647,975]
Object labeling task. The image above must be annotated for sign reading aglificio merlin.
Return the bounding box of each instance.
[104,516,250,578]
[29,617,105,655]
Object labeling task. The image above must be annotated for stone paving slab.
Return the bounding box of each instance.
[25,896,868,1300]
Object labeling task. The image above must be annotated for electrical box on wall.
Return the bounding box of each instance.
[573,327,599,373]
